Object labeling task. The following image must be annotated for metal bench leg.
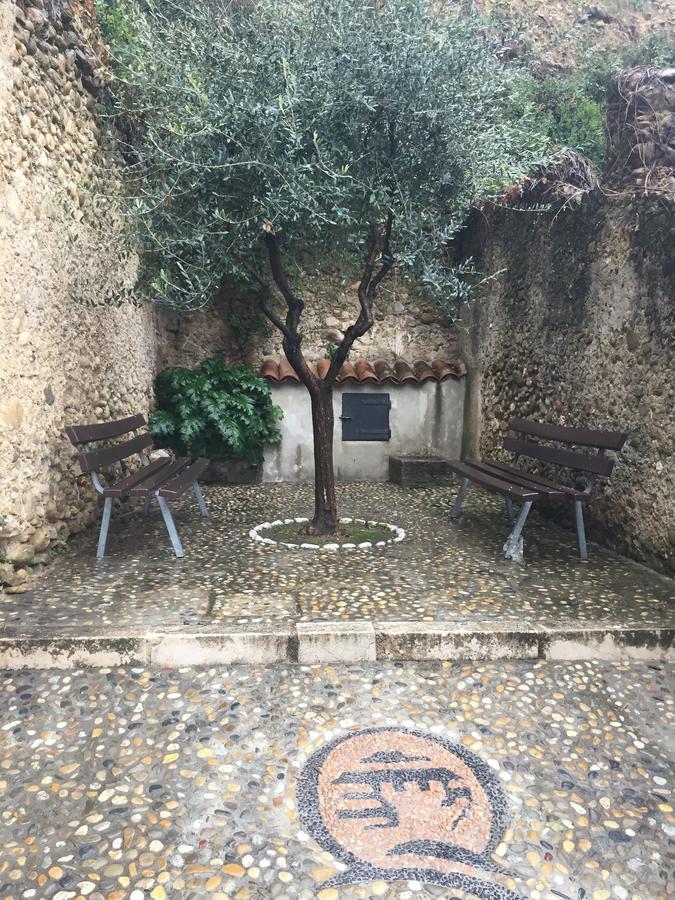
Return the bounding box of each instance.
[450,478,470,520]
[144,496,153,517]
[157,496,184,558]
[503,500,533,561]
[575,500,588,561]
[193,482,208,518]
[505,497,514,520]
[97,497,113,559]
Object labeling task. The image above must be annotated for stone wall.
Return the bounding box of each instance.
[459,193,674,574]
[158,262,460,371]
[0,0,157,579]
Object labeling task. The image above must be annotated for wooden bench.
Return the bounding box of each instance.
[66,414,209,558]
[448,418,627,560]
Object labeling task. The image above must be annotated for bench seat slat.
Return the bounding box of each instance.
[103,457,173,497]
[129,458,191,496]
[78,433,154,473]
[469,461,567,498]
[503,436,615,476]
[447,461,541,500]
[511,418,627,452]
[66,415,147,446]
[481,459,592,501]
[158,458,210,500]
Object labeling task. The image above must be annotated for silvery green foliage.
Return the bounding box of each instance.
[102,0,548,316]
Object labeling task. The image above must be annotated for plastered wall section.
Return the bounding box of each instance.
[264,379,465,483]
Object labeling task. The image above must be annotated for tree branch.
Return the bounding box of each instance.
[262,230,318,392]
[240,259,294,342]
[370,208,394,292]
[326,211,394,384]
[264,231,305,334]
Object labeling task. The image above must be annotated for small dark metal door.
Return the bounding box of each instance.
[340,393,391,441]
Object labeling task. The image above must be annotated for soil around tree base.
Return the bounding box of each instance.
[270,521,394,545]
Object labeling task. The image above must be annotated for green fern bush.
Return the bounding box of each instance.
[149,359,282,465]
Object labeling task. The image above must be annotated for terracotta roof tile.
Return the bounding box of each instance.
[260,358,279,381]
[413,360,436,383]
[315,358,331,380]
[340,361,358,382]
[373,359,395,382]
[354,359,378,382]
[393,360,416,383]
[260,356,465,385]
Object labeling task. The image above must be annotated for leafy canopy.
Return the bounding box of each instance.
[101,0,550,316]
[150,359,283,463]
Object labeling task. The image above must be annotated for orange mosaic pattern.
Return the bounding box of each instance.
[297,727,522,898]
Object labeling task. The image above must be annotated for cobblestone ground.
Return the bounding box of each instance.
[3,485,673,636]
[1,660,673,900]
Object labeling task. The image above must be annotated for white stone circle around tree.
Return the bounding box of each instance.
[249,518,405,551]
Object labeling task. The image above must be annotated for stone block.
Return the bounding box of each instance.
[297,620,376,664]
[147,629,294,666]
[3,541,34,565]
[0,636,146,670]
[376,622,540,660]
[542,628,674,661]
[388,455,455,487]
[30,525,52,552]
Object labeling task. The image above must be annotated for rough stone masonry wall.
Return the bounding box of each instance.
[0,0,157,577]
[158,261,460,371]
[459,193,674,574]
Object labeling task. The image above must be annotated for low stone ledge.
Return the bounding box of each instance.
[0,623,671,668]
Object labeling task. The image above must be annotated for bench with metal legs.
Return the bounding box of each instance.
[447,418,627,561]
[66,414,209,559]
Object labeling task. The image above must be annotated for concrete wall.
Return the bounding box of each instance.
[458,193,674,574]
[263,379,465,483]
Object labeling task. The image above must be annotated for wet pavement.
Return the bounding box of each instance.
[0,659,673,899]
[1,484,672,640]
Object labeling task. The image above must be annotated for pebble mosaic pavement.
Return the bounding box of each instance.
[0,660,673,899]
[2,484,673,638]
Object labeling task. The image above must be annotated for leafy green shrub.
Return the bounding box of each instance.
[504,36,675,171]
[149,359,282,465]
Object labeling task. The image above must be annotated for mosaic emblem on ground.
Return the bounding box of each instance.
[297,727,525,899]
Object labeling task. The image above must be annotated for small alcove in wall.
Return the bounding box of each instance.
[260,357,466,482]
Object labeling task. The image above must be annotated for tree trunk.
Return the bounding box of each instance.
[309,383,338,534]
[258,226,393,537]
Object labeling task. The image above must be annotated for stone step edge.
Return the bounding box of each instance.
[0,623,672,668]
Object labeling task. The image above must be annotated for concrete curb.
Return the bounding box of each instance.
[0,624,672,669]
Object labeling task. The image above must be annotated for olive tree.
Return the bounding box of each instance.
[101,0,547,534]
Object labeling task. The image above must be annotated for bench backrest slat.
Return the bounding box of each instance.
[510,418,627,452]
[503,436,616,476]
[66,414,147,446]
[77,432,154,473]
